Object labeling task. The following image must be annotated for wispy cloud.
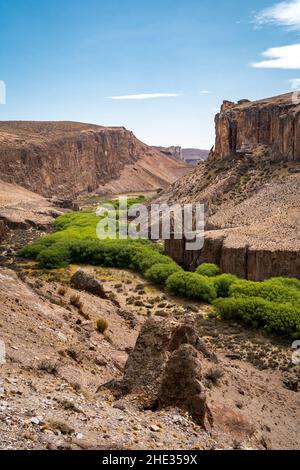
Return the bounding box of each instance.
[255,0,300,30]
[290,78,300,89]
[200,90,213,94]
[106,93,180,100]
[252,44,300,69]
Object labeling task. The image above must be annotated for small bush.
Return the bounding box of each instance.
[70,294,82,309]
[48,420,74,435]
[57,286,67,296]
[131,249,174,274]
[145,263,183,285]
[166,272,217,303]
[213,296,300,338]
[213,274,239,298]
[204,368,224,385]
[196,263,221,277]
[38,360,59,375]
[96,318,109,334]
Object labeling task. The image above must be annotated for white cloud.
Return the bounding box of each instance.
[252,44,300,69]
[200,90,213,94]
[106,93,180,100]
[256,0,300,30]
[290,78,300,89]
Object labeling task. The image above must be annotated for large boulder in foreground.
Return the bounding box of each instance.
[70,270,107,298]
[111,317,214,427]
[158,344,207,426]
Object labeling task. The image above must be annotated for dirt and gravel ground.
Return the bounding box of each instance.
[0,256,299,451]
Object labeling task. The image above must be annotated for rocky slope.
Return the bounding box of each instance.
[0,179,67,231]
[159,93,300,280]
[0,264,299,450]
[0,121,190,198]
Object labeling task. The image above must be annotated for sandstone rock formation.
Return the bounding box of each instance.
[159,93,300,280]
[0,121,189,198]
[213,93,300,162]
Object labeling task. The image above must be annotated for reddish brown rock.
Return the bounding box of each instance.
[213,93,300,162]
[0,122,189,198]
[160,93,300,280]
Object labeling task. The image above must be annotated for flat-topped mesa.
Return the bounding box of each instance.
[212,92,300,162]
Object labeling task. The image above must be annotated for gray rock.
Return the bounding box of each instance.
[70,270,107,298]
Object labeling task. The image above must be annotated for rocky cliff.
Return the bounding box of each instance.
[213,93,300,162]
[160,93,300,280]
[0,121,189,198]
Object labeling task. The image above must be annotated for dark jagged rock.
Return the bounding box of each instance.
[70,270,107,298]
[158,344,207,426]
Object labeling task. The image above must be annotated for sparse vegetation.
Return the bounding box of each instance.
[48,420,75,435]
[38,360,59,376]
[57,286,67,296]
[204,368,224,385]
[96,318,109,334]
[70,294,82,309]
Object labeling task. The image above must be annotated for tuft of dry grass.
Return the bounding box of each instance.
[70,294,83,309]
[38,360,59,376]
[96,318,109,334]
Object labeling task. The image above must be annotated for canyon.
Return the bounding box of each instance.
[0,93,299,451]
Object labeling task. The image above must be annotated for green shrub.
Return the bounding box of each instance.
[269,277,300,291]
[131,249,175,274]
[229,279,300,307]
[166,272,217,303]
[145,263,183,285]
[213,296,300,338]
[196,263,221,277]
[36,244,71,269]
[213,274,239,298]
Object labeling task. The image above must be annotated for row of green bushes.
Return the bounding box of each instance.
[213,297,300,338]
[20,210,300,338]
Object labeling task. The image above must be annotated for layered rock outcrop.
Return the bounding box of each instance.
[161,93,300,280]
[213,93,300,162]
[0,121,189,198]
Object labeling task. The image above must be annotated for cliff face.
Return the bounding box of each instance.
[0,121,189,197]
[213,93,300,162]
[160,93,300,280]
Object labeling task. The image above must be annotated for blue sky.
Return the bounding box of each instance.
[0,0,300,148]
